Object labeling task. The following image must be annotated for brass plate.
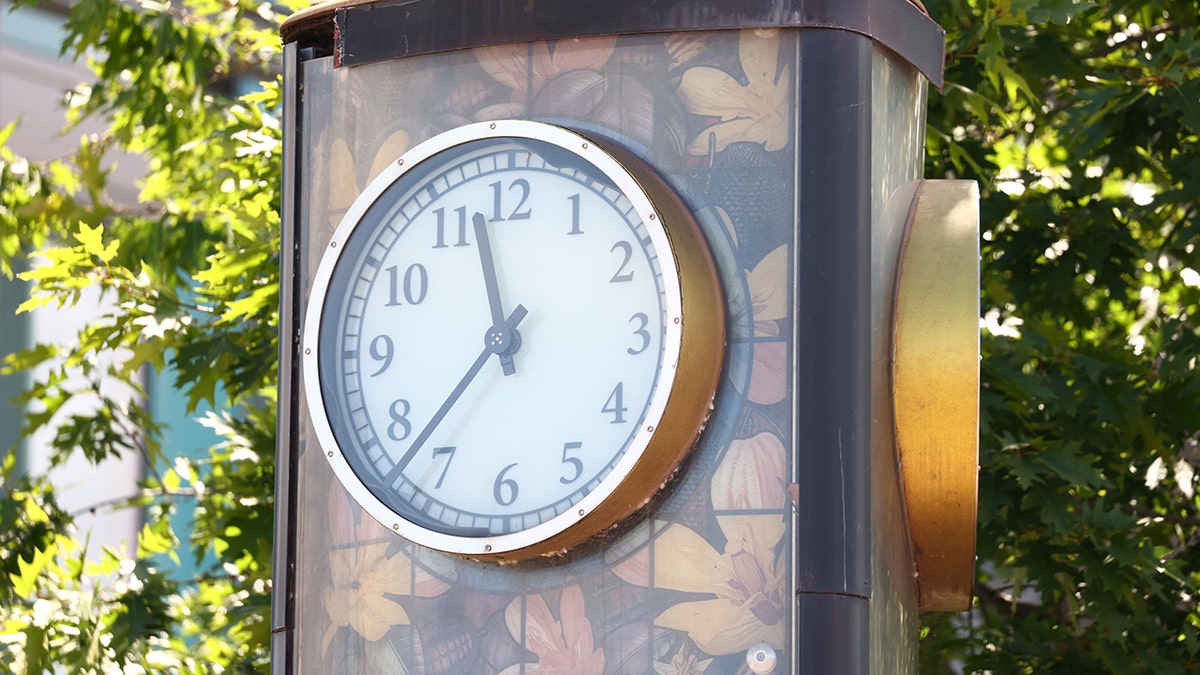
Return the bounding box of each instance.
[892,179,979,611]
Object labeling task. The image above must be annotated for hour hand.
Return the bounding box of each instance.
[474,212,520,375]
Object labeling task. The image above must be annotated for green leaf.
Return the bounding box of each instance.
[11,540,56,598]
[136,518,177,559]
[74,221,119,262]
[22,625,49,675]
[0,120,17,148]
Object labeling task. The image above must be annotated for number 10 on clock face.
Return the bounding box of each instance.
[304,122,696,557]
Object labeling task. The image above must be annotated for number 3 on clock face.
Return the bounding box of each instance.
[304,120,725,561]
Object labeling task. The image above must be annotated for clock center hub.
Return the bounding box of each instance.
[485,323,521,356]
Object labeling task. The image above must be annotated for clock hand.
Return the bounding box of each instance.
[473,212,520,375]
[383,303,528,487]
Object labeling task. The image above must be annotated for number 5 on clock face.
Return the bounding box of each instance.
[304,120,724,561]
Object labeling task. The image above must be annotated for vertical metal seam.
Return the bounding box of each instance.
[789,26,804,673]
[270,42,302,675]
[794,27,874,674]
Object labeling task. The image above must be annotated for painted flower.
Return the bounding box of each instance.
[499,585,605,675]
[677,29,789,155]
[665,33,715,74]
[327,128,412,218]
[653,649,714,674]
[322,486,450,655]
[323,544,406,651]
[736,245,789,405]
[710,431,789,511]
[614,432,789,656]
[475,37,618,108]
[746,341,787,406]
[747,245,787,338]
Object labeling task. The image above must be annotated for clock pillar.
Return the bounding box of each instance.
[274,1,979,672]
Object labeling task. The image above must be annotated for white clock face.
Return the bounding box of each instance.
[304,121,691,558]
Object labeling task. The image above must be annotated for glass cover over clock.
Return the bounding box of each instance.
[303,120,723,560]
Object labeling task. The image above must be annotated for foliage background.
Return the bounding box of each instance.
[0,0,1197,672]
[920,0,1200,672]
[1,0,291,670]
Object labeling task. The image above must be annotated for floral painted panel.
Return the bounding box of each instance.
[295,29,797,674]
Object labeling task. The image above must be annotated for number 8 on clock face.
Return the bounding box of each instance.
[304,120,724,561]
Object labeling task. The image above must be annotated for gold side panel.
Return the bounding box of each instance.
[892,179,979,612]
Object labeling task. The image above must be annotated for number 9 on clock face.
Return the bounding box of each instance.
[304,120,724,560]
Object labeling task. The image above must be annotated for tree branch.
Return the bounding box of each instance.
[68,487,204,519]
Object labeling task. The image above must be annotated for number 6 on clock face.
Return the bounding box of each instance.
[303,120,725,561]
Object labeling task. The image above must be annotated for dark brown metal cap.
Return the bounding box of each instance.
[281,0,945,88]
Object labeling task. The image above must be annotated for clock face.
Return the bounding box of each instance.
[304,121,722,560]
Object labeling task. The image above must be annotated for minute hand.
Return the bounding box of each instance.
[383,304,528,487]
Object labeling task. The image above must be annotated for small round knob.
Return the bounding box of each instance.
[746,642,777,674]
